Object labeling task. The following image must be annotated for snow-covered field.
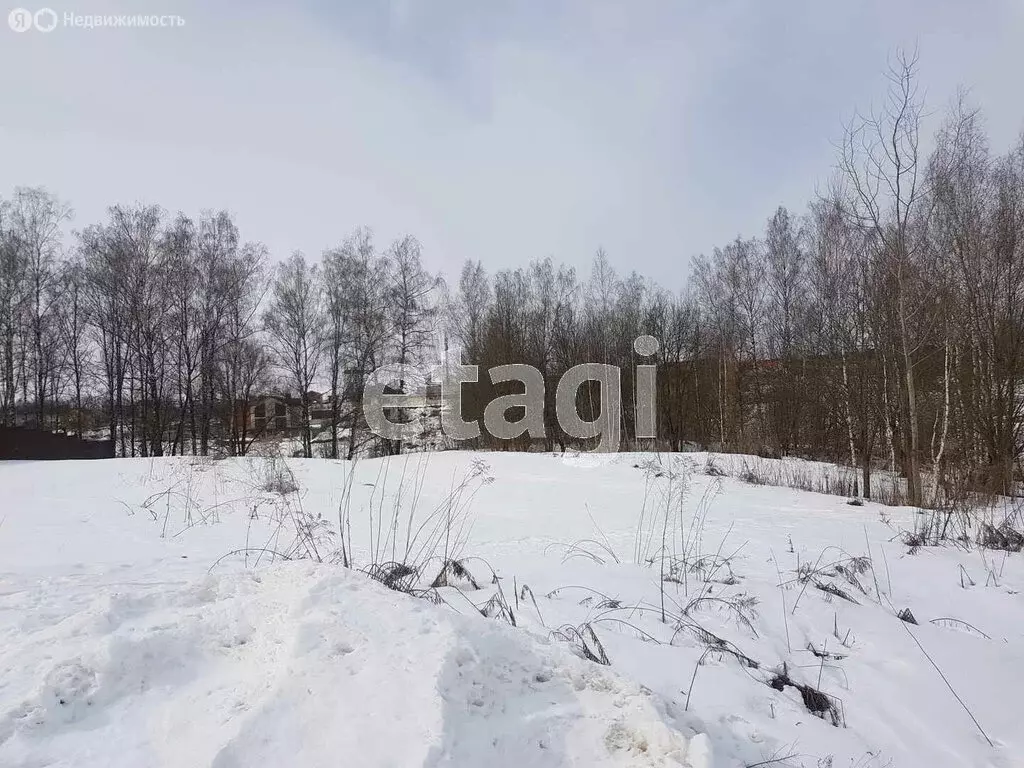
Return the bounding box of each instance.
[1,452,1021,767]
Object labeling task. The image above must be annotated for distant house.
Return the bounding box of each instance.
[245,391,338,435]
[249,394,301,433]
[244,381,443,441]
[309,400,334,427]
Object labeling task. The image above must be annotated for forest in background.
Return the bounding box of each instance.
[1,52,1022,505]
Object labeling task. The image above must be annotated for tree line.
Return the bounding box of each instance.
[1,52,1021,502]
[444,53,1023,502]
[0,195,444,461]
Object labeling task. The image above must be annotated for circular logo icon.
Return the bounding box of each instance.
[34,8,58,32]
[8,8,33,32]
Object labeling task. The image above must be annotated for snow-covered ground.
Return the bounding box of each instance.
[1,452,1021,767]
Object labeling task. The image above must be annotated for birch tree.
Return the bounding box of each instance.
[264,252,323,458]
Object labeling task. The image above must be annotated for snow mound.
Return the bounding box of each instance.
[0,563,708,768]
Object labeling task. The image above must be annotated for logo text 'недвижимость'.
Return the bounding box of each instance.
[8,8,185,32]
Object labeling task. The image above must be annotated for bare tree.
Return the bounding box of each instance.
[216,242,268,456]
[322,228,393,458]
[264,251,324,458]
[383,235,439,454]
[448,259,491,364]
[0,197,25,425]
[764,206,808,453]
[8,187,72,428]
[387,235,439,381]
[839,49,932,506]
[930,99,1024,493]
[55,257,92,436]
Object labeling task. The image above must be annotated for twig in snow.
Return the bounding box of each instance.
[770,548,791,653]
[897,619,993,747]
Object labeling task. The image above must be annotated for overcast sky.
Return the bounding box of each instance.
[2,0,1023,287]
